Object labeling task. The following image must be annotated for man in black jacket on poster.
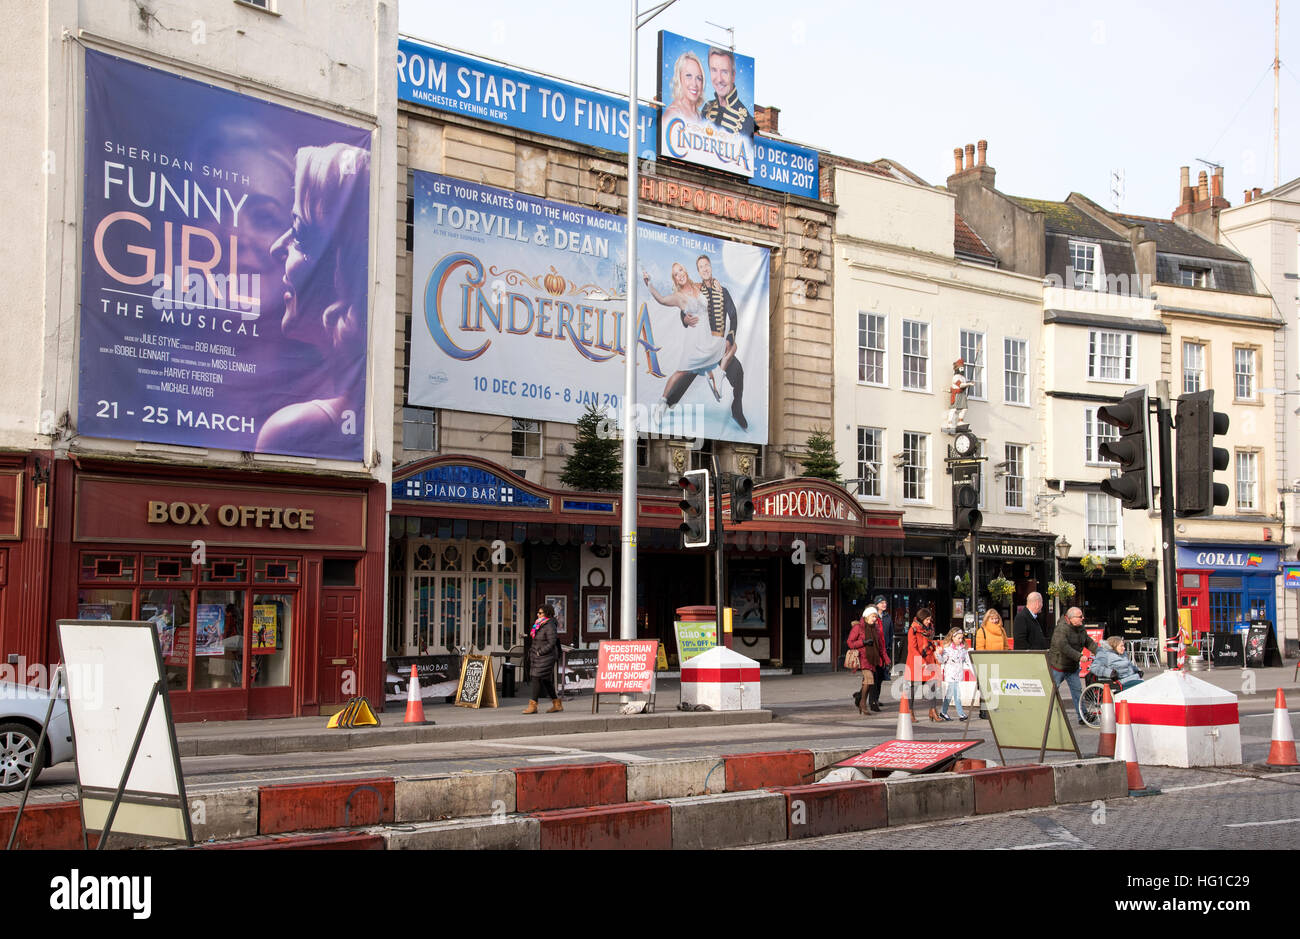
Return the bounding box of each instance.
[1012,591,1048,650]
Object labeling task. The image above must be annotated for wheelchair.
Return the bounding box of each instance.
[1077,673,1129,729]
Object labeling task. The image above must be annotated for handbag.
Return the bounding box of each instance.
[844,648,861,670]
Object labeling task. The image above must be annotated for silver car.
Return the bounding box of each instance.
[0,681,75,791]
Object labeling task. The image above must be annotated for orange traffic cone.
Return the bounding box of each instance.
[896,694,914,741]
[1267,689,1298,767]
[404,663,430,725]
[1097,684,1117,758]
[1113,699,1147,793]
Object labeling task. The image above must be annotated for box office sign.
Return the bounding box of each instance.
[74,476,366,550]
[78,51,372,461]
[408,171,770,445]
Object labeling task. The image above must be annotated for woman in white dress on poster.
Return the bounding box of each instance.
[642,263,725,419]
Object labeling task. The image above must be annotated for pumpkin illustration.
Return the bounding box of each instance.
[544,267,566,296]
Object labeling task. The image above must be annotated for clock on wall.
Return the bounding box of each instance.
[953,431,980,458]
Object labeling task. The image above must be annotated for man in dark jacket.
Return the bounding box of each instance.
[1012,591,1048,650]
[524,603,561,714]
[1048,606,1098,724]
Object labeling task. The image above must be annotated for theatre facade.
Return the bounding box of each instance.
[389,35,903,670]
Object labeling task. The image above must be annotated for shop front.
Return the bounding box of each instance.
[1175,543,1279,637]
[1058,556,1160,640]
[389,458,903,672]
[51,462,386,721]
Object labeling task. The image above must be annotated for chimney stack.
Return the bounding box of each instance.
[1245,189,1253,203]
[954,147,964,175]
[1254,186,1264,200]
[977,140,987,166]
[1179,166,1190,205]
[753,105,780,135]
[1212,166,1223,199]
[965,143,975,171]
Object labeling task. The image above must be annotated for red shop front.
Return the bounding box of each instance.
[50,463,386,721]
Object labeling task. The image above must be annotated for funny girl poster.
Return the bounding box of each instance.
[407,171,769,445]
[78,50,372,461]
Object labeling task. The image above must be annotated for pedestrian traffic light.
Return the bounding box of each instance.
[1175,389,1230,517]
[677,469,711,548]
[952,464,982,532]
[731,474,755,523]
[1097,388,1150,510]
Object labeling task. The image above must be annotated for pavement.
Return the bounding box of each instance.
[166,661,1300,757]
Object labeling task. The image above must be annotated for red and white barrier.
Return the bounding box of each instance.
[1115,671,1240,767]
[680,647,761,711]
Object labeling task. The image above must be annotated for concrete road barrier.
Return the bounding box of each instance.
[0,801,88,850]
[534,802,672,850]
[258,777,395,835]
[777,780,887,840]
[960,765,1055,815]
[514,761,627,812]
[1051,758,1129,804]
[384,816,540,850]
[723,749,816,791]
[203,830,386,850]
[189,787,259,843]
[882,773,975,825]
[395,770,515,822]
[626,757,721,801]
[661,791,787,849]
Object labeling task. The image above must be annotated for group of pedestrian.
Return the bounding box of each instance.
[848,589,1145,723]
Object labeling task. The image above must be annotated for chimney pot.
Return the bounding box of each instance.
[953,147,964,176]
[1211,168,1223,199]
[965,143,975,171]
[1196,171,1209,202]
[1180,166,1190,205]
[1245,189,1252,203]
[1254,186,1264,199]
[976,140,988,166]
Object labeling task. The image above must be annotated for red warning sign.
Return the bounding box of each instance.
[595,640,658,694]
[835,739,981,773]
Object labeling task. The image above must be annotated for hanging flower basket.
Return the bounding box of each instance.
[953,572,971,595]
[1046,579,1076,601]
[1081,554,1108,577]
[1120,552,1148,580]
[987,575,1016,603]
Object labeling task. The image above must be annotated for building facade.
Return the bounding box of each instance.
[0,0,398,719]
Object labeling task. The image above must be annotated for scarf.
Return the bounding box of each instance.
[530,615,547,638]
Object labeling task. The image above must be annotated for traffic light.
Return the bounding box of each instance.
[1175,389,1230,516]
[952,463,983,532]
[677,469,711,548]
[731,474,755,523]
[1097,388,1150,510]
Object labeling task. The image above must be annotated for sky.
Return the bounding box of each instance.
[401,0,1300,215]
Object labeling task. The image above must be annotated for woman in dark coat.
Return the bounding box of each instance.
[524,603,562,714]
[846,608,883,714]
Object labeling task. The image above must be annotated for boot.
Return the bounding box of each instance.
[522,699,538,714]
[547,698,563,713]
[928,707,941,723]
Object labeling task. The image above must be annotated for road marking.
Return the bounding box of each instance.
[1223,818,1300,828]
[1001,815,1092,851]
[1161,778,1254,793]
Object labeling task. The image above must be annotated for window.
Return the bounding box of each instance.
[1084,407,1120,464]
[636,436,649,468]
[511,419,541,458]
[402,407,439,452]
[1085,492,1121,554]
[1236,450,1259,511]
[1179,267,1210,288]
[902,431,928,502]
[752,446,765,478]
[856,427,883,498]
[858,313,886,384]
[1087,330,1133,382]
[690,439,714,471]
[902,320,929,390]
[1069,241,1100,289]
[960,330,986,399]
[1234,346,1257,401]
[1182,341,1205,394]
[1004,444,1026,510]
[1004,338,1028,405]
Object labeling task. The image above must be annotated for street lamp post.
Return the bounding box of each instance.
[1054,536,1071,621]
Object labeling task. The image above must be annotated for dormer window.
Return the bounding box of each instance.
[1178,266,1211,288]
[1068,240,1102,290]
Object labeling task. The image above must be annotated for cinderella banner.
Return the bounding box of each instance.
[408,171,769,445]
[79,51,372,461]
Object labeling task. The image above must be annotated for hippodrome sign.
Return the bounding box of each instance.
[835,740,981,773]
[758,486,859,522]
